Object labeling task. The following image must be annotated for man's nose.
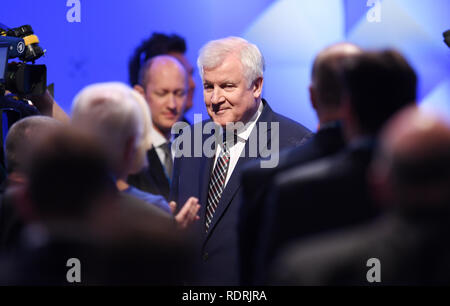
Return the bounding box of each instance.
[167,94,177,109]
[211,87,224,104]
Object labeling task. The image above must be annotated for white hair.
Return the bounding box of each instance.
[129,89,153,174]
[71,82,145,174]
[197,36,265,86]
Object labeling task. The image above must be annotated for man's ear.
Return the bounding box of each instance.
[124,136,137,164]
[309,84,317,110]
[368,163,393,210]
[12,183,38,223]
[252,77,264,99]
[134,84,145,97]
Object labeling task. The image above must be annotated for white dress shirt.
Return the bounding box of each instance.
[212,101,264,187]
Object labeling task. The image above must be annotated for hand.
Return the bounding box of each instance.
[22,89,69,123]
[22,89,54,113]
[170,197,200,229]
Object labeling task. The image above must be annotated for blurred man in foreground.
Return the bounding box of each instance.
[272,107,450,285]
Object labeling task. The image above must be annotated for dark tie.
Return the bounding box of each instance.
[205,141,230,232]
[160,141,173,181]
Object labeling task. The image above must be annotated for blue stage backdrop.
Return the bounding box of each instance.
[2,0,449,130]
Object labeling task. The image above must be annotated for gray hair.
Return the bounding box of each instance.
[130,89,153,174]
[5,116,62,174]
[197,36,265,86]
[71,82,144,172]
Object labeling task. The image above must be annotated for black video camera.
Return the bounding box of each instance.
[444,30,450,48]
[0,24,47,96]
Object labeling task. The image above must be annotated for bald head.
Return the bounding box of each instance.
[371,107,450,210]
[5,116,62,174]
[310,43,362,121]
[135,55,188,138]
[382,108,450,161]
[139,55,187,89]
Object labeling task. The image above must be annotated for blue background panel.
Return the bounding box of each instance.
[1,0,449,130]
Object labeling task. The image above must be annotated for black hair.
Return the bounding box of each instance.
[128,33,187,86]
[341,49,417,135]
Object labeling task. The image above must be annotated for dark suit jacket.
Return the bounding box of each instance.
[127,147,170,200]
[0,181,25,253]
[271,210,450,285]
[170,100,312,285]
[257,138,381,284]
[239,121,345,284]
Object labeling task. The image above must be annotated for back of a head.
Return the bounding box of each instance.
[129,89,152,174]
[27,127,115,220]
[342,49,417,135]
[71,82,144,174]
[5,116,61,175]
[129,33,187,86]
[372,107,450,212]
[311,43,362,111]
[197,36,265,86]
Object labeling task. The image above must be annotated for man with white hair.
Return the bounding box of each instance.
[71,82,199,226]
[171,37,312,285]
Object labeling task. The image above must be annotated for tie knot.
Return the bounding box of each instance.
[221,131,237,149]
[160,141,171,155]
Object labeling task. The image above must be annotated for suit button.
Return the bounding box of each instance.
[203,252,209,261]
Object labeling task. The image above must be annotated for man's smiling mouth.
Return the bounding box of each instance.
[215,108,230,115]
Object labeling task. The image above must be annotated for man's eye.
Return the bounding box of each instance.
[155,92,166,97]
[204,84,213,90]
[223,84,235,89]
[175,90,186,97]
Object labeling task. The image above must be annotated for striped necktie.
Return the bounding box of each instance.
[205,141,230,232]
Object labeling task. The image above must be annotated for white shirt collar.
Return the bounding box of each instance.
[149,127,168,148]
[222,100,264,145]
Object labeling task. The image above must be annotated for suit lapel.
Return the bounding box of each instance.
[204,100,274,241]
[147,148,170,194]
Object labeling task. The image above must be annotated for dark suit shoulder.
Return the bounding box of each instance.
[271,222,376,285]
[271,214,442,285]
[274,154,338,190]
[275,139,373,191]
[269,111,313,145]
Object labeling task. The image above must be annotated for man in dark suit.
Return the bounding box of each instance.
[260,49,418,284]
[127,34,196,200]
[129,55,189,200]
[238,42,362,285]
[272,107,450,285]
[170,36,312,285]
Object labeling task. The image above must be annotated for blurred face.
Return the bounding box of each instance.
[170,52,195,112]
[136,58,187,138]
[203,54,263,127]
